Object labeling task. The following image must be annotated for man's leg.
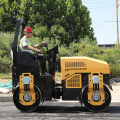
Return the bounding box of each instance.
[37,54,47,73]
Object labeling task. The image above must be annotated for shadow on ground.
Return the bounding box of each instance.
[33,105,120,114]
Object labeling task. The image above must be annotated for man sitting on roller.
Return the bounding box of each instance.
[20,27,50,75]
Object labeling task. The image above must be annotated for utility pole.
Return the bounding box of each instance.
[116,0,119,48]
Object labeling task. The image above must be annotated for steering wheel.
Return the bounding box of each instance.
[43,42,51,51]
[36,42,51,55]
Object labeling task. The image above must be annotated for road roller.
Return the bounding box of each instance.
[11,18,112,112]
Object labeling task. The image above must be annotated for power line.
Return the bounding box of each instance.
[82,0,114,2]
[85,4,115,7]
[82,0,116,8]
[87,6,115,9]
[93,21,120,22]
[83,1,114,4]
[88,5,114,8]
[92,21,120,25]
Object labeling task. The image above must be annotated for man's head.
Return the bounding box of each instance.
[24,27,33,38]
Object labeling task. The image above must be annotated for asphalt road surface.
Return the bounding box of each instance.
[0,101,120,120]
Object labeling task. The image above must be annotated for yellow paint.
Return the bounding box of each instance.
[88,73,104,91]
[19,73,36,106]
[19,92,35,106]
[88,92,105,106]
[66,74,82,88]
[89,100,104,106]
[88,73,105,106]
[61,57,110,80]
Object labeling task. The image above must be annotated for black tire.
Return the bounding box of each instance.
[13,85,42,112]
[82,85,111,112]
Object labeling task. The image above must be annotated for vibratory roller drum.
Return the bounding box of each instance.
[82,74,111,112]
[13,73,42,112]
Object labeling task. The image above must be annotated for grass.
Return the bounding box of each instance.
[0,72,61,81]
[0,73,12,79]
[55,72,61,83]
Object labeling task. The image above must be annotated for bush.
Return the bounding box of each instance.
[55,45,72,71]
[0,56,12,73]
[69,42,80,56]
[78,41,120,78]
[0,32,14,56]
[0,32,13,73]
[94,48,120,78]
[0,32,120,79]
[79,44,99,57]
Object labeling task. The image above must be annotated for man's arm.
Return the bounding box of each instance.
[32,41,47,48]
[26,45,42,53]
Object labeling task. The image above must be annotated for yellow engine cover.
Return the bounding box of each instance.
[61,56,110,81]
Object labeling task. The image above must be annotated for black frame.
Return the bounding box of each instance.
[11,18,57,100]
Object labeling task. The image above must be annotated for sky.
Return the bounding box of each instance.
[82,0,120,44]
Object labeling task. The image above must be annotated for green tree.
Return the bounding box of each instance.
[0,0,96,45]
[50,25,67,44]
[0,0,21,31]
[34,23,48,39]
[19,0,96,45]
[60,0,96,45]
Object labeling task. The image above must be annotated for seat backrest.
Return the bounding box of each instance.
[17,51,38,68]
[17,45,21,52]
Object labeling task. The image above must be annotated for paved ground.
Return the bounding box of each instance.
[0,79,120,119]
[1,82,120,102]
[0,102,120,120]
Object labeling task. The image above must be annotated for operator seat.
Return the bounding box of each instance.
[17,47,38,68]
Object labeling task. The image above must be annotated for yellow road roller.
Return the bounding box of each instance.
[11,18,112,112]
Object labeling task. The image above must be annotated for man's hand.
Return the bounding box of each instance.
[33,41,47,48]
[38,50,43,53]
[41,41,47,44]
